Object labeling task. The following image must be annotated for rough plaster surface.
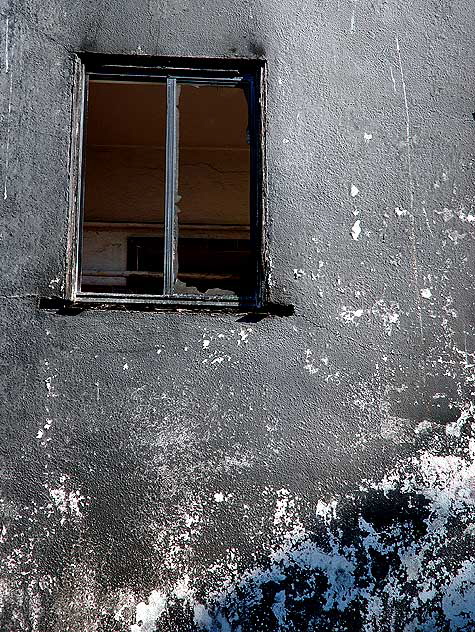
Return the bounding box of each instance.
[2,0,475,630]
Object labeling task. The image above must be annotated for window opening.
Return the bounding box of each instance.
[81,80,166,294]
[175,83,252,297]
[74,59,264,307]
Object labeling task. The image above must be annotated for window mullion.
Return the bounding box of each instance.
[163,76,178,295]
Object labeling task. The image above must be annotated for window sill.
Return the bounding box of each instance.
[74,291,258,310]
[38,294,293,317]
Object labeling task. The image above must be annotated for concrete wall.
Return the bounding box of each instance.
[1,0,475,630]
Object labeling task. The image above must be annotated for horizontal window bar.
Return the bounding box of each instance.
[88,73,248,86]
[90,64,243,73]
[75,293,257,308]
[83,270,242,280]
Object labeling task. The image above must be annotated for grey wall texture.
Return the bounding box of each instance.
[1,0,475,630]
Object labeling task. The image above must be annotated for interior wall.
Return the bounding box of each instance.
[83,147,249,224]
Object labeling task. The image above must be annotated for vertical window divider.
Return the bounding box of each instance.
[163,76,178,295]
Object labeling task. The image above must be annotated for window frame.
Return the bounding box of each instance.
[66,54,267,309]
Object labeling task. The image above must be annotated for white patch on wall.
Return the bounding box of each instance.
[458,209,475,223]
[130,590,167,632]
[350,185,359,198]
[238,327,252,345]
[371,300,400,336]
[304,349,319,375]
[364,132,373,142]
[45,376,58,398]
[315,499,338,525]
[36,417,53,441]
[46,475,86,525]
[49,277,61,290]
[380,415,413,443]
[4,16,10,74]
[339,306,364,324]
[350,1,356,32]
[447,229,467,244]
[351,220,361,240]
[415,420,433,434]
[420,288,432,299]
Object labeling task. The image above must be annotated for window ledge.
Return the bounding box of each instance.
[38,295,293,317]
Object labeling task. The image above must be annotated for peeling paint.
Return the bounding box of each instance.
[351,219,362,240]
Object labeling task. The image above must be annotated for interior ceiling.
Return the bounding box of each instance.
[87,80,249,148]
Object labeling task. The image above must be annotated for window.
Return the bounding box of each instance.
[67,55,266,308]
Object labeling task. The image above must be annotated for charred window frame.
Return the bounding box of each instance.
[66,55,267,309]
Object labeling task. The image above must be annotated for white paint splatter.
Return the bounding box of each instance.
[4,17,9,74]
[350,0,356,32]
[45,376,58,398]
[350,184,359,198]
[458,209,475,223]
[36,418,53,440]
[315,499,338,525]
[304,349,318,375]
[371,299,400,336]
[415,420,433,434]
[364,132,373,142]
[351,220,362,240]
[447,229,467,244]
[350,11,355,32]
[238,328,252,345]
[421,288,432,299]
[47,475,86,525]
[339,306,364,324]
[131,590,167,632]
[214,492,224,503]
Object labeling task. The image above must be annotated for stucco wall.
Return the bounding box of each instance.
[1,0,475,630]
